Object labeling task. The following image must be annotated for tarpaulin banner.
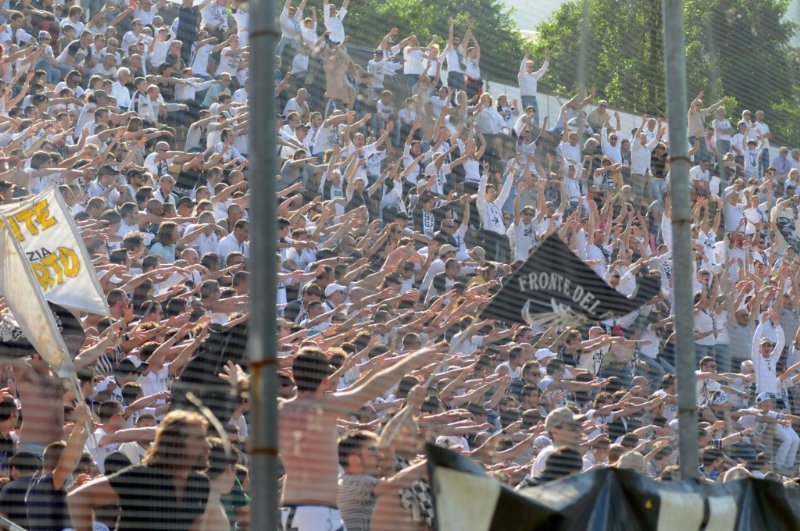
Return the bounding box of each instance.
[0,187,109,316]
[481,234,660,327]
[427,444,800,531]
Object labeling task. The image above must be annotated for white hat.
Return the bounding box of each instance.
[756,392,774,404]
[438,244,457,257]
[535,348,556,361]
[324,283,346,297]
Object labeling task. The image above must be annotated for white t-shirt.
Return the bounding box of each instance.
[712,118,733,143]
[139,364,171,399]
[754,121,770,149]
[86,427,120,474]
[403,47,424,75]
[444,45,465,75]
[192,43,213,76]
[215,47,242,77]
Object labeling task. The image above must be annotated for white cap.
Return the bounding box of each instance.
[325,283,347,297]
[535,348,556,361]
[756,392,774,404]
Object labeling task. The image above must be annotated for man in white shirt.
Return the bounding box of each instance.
[753,110,772,177]
[322,0,348,44]
[402,35,427,92]
[443,17,467,93]
[218,219,250,265]
[3,11,33,48]
[712,107,734,182]
[284,88,310,121]
[630,114,663,206]
[367,50,403,90]
[752,314,785,395]
[689,159,712,197]
[743,393,800,473]
[558,129,582,165]
[278,1,303,56]
[201,0,229,33]
[477,160,515,262]
[187,211,220,256]
[601,123,622,164]
[517,48,550,124]
[111,67,132,110]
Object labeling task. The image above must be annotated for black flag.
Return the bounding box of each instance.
[0,303,86,359]
[427,443,800,531]
[482,234,660,326]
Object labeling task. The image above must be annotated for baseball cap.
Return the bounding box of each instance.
[544,407,580,431]
[470,246,486,262]
[114,358,140,376]
[756,392,774,404]
[416,178,429,189]
[535,348,557,361]
[324,283,346,297]
[438,244,457,257]
[37,30,50,39]
[760,337,775,345]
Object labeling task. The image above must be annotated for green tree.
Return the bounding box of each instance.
[533,0,800,143]
[343,0,528,83]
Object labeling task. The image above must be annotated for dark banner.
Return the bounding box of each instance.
[427,444,800,531]
[0,303,85,359]
[171,321,248,424]
[481,234,660,327]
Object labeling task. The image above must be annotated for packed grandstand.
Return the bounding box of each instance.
[0,0,799,530]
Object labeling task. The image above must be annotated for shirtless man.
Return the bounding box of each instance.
[14,354,65,458]
[278,343,444,531]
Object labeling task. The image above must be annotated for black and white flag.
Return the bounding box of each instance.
[482,234,660,327]
[0,303,85,360]
[775,200,800,252]
[427,444,798,531]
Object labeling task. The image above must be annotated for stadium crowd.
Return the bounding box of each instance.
[0,0,798,530]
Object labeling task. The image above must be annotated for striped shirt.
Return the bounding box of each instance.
[337,474,379,531]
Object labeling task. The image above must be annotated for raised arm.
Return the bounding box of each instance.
[328,344,446,413]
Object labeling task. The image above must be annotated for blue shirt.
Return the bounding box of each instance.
[772,155,792,175]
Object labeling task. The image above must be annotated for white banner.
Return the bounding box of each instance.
[0,223,68,369]
[0,188,109,316]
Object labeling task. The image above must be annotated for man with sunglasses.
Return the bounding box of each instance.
[752,311,786,397]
